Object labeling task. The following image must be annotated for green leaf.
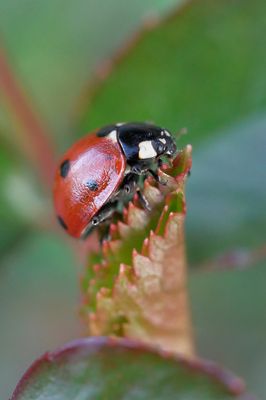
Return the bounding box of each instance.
[79,0,266,264]
[0,0,184,142]
[80,0,266,138]
[12,337,248,400]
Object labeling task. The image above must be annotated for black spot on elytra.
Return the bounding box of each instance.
[57,215,68,230]
[86,180,99,191]
[60,159,70,178]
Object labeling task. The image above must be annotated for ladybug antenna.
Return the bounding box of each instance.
[176,127,188,139]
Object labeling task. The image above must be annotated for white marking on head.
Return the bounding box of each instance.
[138,141,157,159]
[108,129,117,142]
[164,130,171,137]
[116,122,125,127]
[159,138,166,144]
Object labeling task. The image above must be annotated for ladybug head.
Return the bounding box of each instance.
[152,129,177,158]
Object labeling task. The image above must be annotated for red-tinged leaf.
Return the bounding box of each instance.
[81,146,194,356]
[12,337,250,400]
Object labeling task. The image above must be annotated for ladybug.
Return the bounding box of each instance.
[53,122,176,238]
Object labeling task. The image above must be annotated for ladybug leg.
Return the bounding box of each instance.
[98,224,112,244]
[136,188,151,211]
[91,200,118,226]
[131,164,147,176]
[82,200,119,239]
[158,158,164,168]
[148,168,159,182]
[131,161,167,186]
[120,173,139,196]
[119,173,151,211]
[148,168,167,186]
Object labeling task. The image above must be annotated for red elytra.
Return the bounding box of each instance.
[53,133,126,238]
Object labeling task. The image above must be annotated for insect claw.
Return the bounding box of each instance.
[137,189,151,211]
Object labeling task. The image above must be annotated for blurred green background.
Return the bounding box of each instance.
[0,0,265,398]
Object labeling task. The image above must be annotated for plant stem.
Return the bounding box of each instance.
[0,45,55,189]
